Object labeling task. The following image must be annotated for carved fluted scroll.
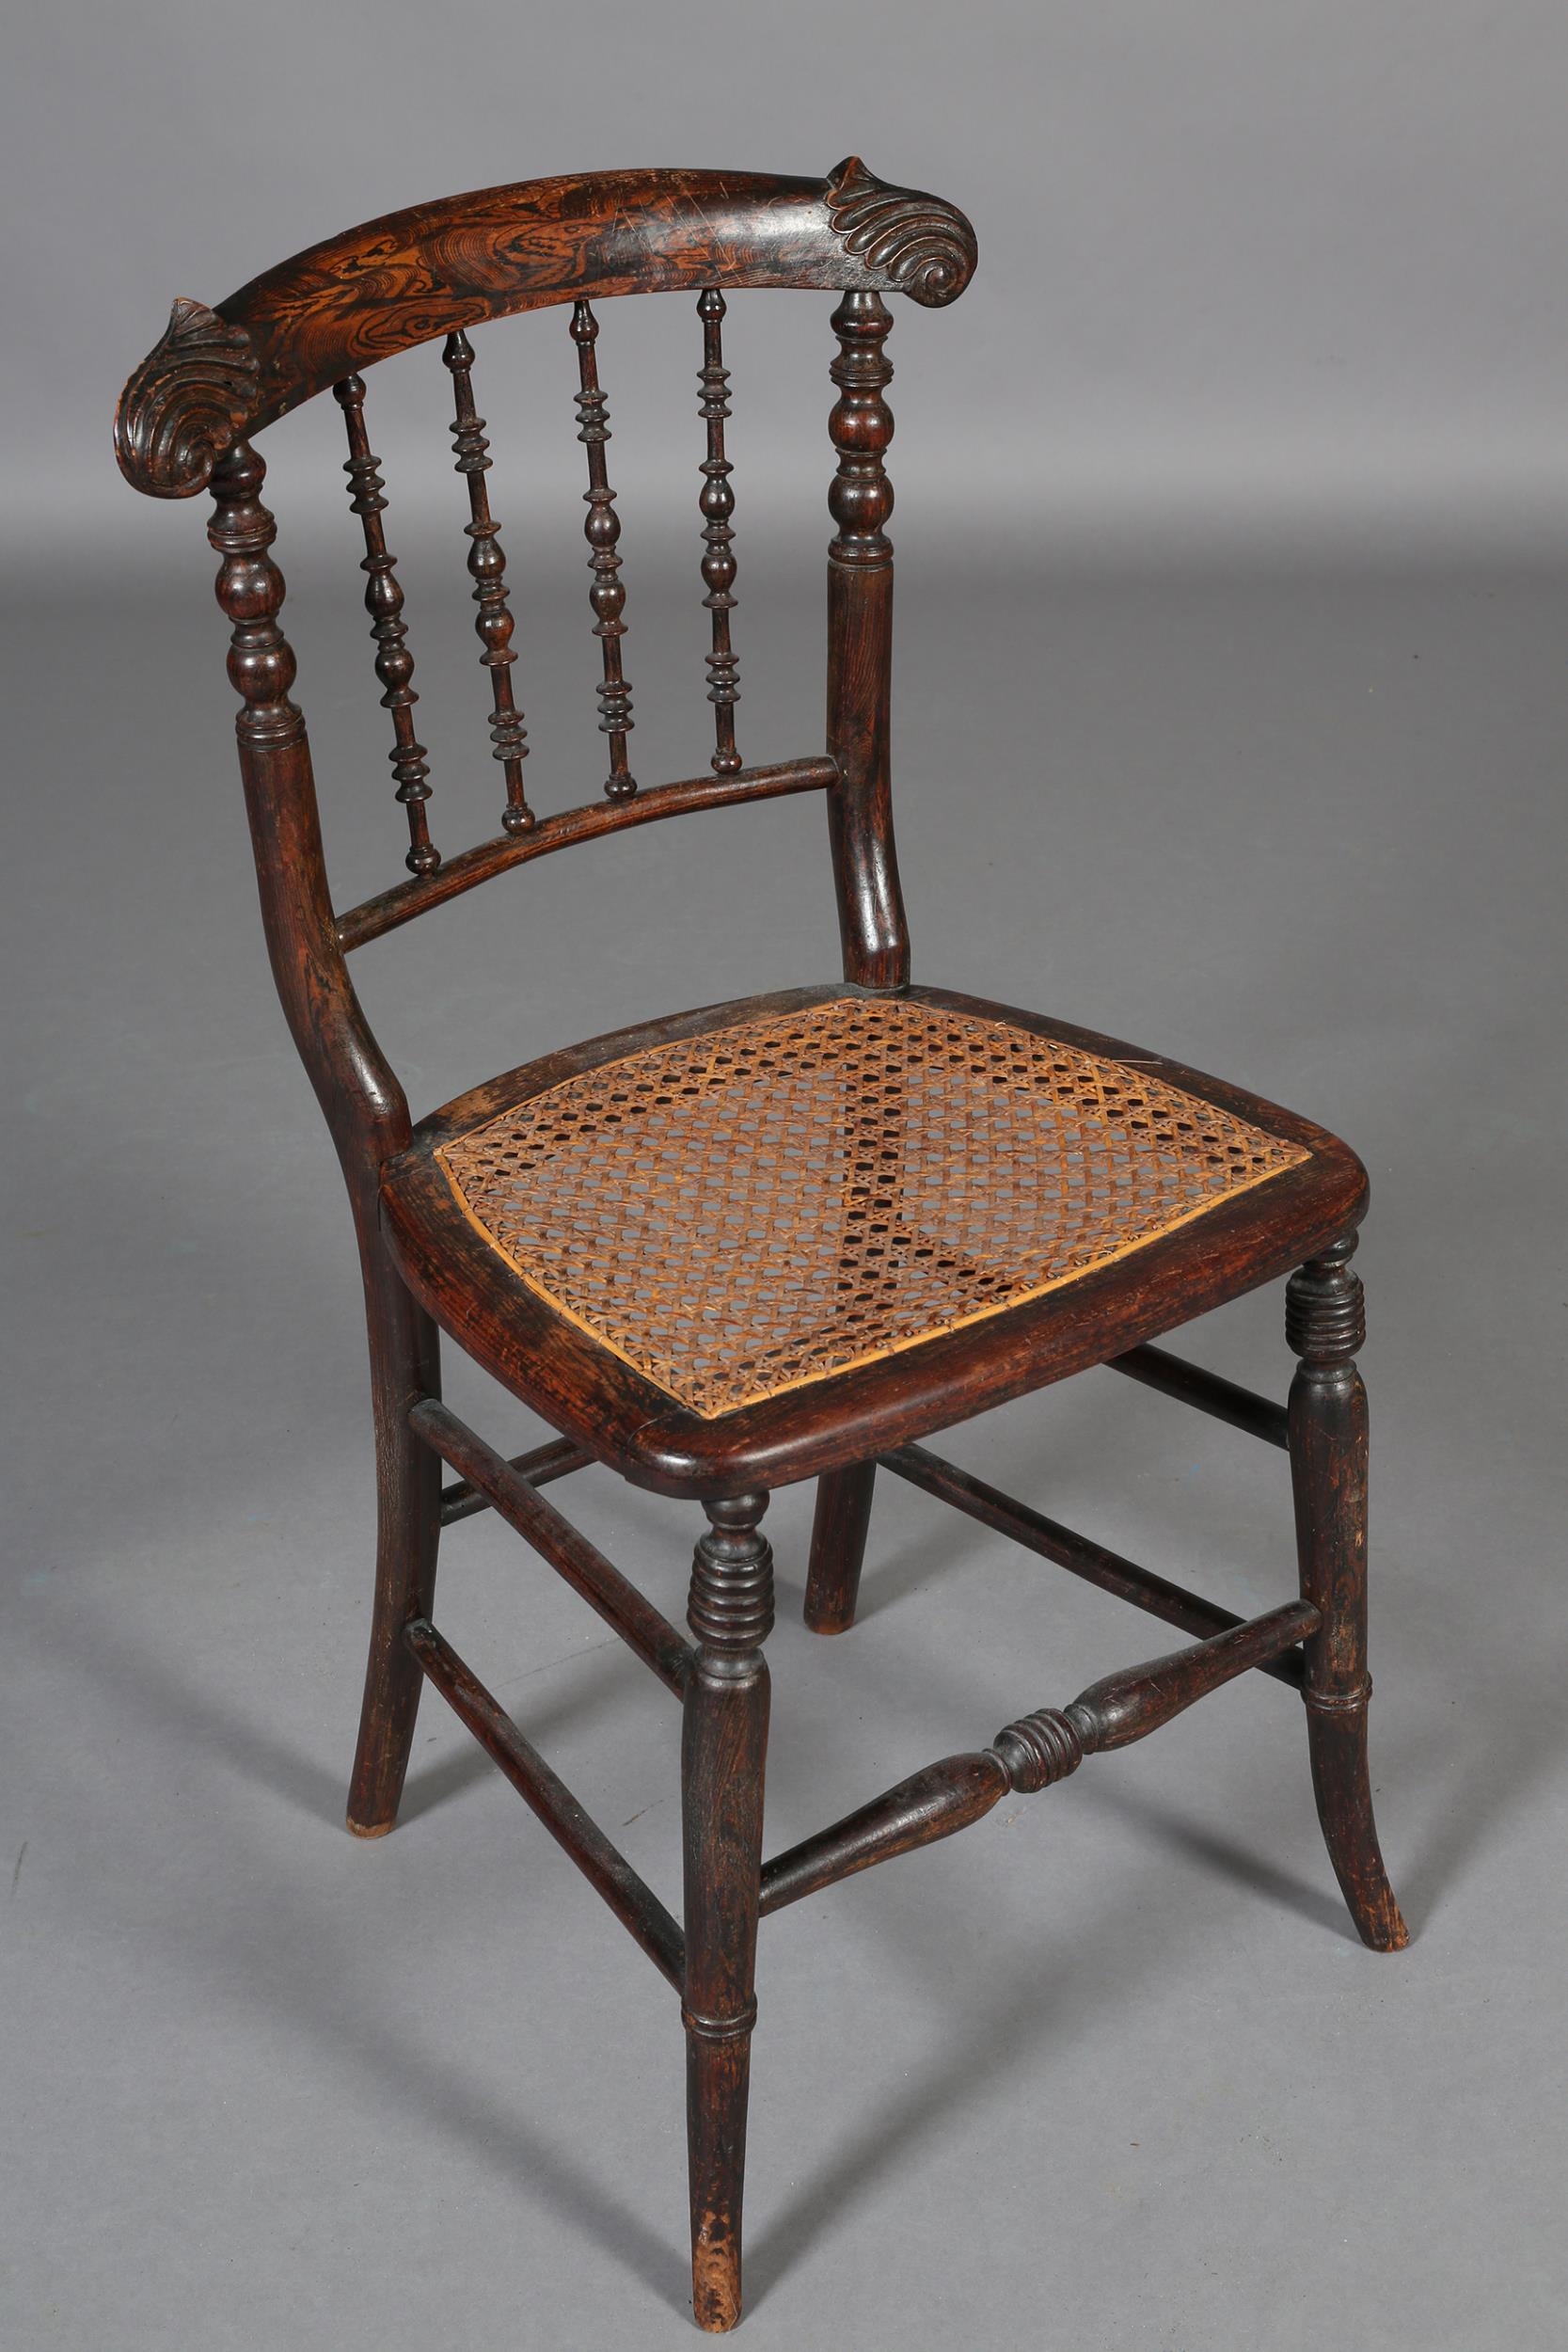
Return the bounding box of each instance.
[114,298,261,499]
[444,330,534,834]
[570,301,636,801]
[825,156,976,309]
[116,168,978,491]
[333,375,438,875]
[696,290,742,776]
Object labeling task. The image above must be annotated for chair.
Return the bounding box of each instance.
[115,159,1406,2332]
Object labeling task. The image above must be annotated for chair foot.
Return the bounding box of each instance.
[803,1461,876,1633]
[686,2013,755,2331]
[345,1256,443,1837]
[1287,1239,1409,1953]
[683,1495,773,2331]
[1304,1692,1409,1950]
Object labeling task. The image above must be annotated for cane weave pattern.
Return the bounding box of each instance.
[436,996,1309,1418]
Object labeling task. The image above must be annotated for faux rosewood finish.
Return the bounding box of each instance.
[444,331,534,834]
[881,1442,1308,1686]
[114,162,977,497]
[117,159,1408,2338]
[682,1496,773,2332]
[1287,1241,1409,1951]
[759,1600,1318,1915]
[406,1617,685,1989]
[333,373,438,873]
[696,289,742,775]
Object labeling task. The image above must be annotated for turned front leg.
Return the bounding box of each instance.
[682,1494,773,2331]
[1287,1238,1408,1951]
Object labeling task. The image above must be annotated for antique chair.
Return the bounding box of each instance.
[115,161,1406,2331]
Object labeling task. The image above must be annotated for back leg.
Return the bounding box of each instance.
[803,1462,877,1633]
[1287,1238,1408,1950]
[346,1238,442,1836]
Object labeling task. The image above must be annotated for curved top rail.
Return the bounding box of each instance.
[114,157,977,499]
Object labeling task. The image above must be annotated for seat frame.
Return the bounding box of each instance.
[116,158,1407,2334]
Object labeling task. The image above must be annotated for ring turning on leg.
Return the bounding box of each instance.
[1287,1238,1408,1951]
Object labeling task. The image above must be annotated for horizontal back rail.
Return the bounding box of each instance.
[115,159,976,497]
[337,756,838,949]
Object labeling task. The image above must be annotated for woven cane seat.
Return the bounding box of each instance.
[425,994,1309,1422]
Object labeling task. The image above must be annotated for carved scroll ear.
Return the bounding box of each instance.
[825,156,978,307]
[114,297,261,498]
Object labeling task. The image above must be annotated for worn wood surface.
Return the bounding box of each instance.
[682,1496,773,2331]
[116,157,1406,2336]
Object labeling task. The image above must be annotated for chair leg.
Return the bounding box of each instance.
[346,1235,443,1837]
[682,1494,774,2332]
[1286,1239,1409,1951]
[803,1461,877,1633]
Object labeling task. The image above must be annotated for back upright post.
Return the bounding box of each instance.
[825,291,908,992]
[205,442,442,1837]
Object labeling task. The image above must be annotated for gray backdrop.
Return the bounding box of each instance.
[4,7,1565,2348]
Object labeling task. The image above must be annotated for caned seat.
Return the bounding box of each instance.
[117,157,1405,2337]
[383,984,1365,1492]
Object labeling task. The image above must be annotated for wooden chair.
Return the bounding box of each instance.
[115,160,1406,2331]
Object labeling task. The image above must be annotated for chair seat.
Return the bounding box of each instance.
[381,984,1367,1495]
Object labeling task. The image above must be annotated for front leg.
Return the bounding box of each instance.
[682,1494,773,2331]
[1287,1238,1408,1950]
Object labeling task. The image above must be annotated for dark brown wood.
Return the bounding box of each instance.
[1108,1342,1290,1448]
[443,330,534,835]
[881,1440,1308,1686]
[117,161,1411,2333]
[825,292,908,990]
[682,1495,772,2333]
[115,164,977,497]
[409,1397,691,1695]
[439,1433,594,1526]
[1287,1241,1408,1950]
[333,373,438,874]
[334,757,838,950]
[380,984,1367,1500]
[204,440,440,1839]
[803,1461,877,1633]
[696,289,742,775]
[759,1599,1318,1915]
[405,1616,685,1989]
[570,300,636,801]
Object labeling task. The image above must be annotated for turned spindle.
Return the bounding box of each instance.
[333,375,437,875]
[569,300,636,802]
[443,331,534,835]
[696,288,742,775]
